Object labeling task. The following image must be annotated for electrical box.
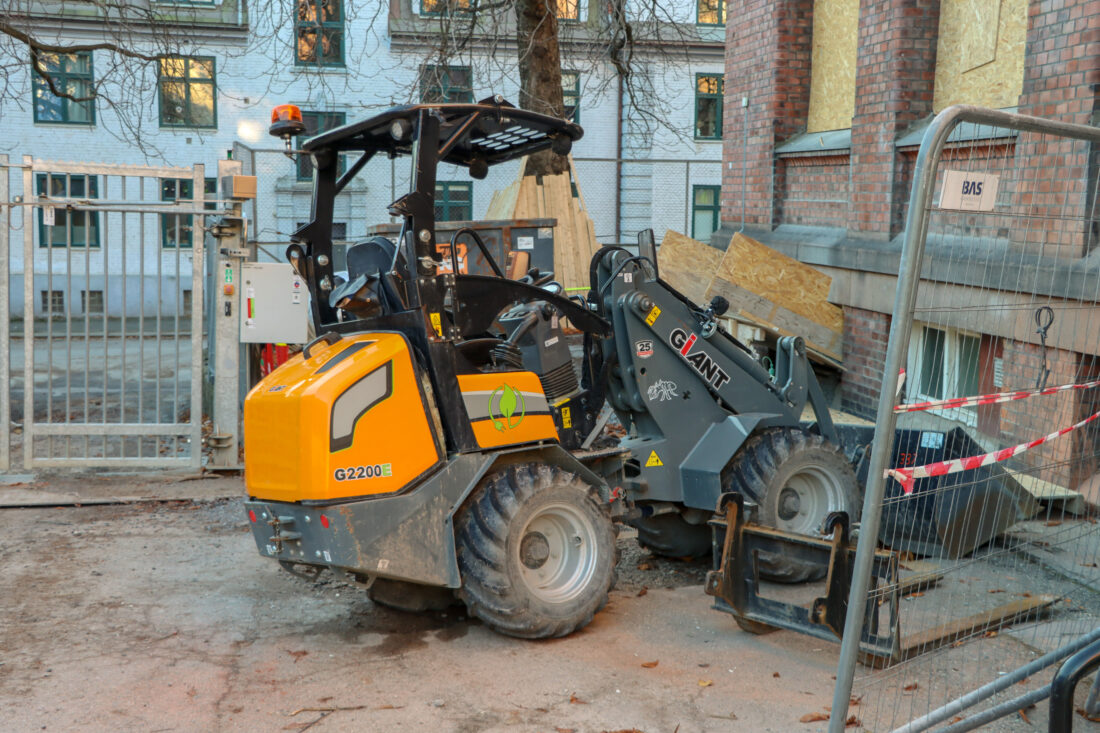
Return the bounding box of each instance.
[222,175,257,200]
[239,262,309,344]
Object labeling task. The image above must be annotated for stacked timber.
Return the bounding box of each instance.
[485,156,600,292]
[658,230,845,367]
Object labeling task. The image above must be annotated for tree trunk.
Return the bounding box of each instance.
[515,0,569,177]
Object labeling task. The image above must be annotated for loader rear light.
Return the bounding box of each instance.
[248,509,257,523]
[320,514,330,529]
[271,104,303,124]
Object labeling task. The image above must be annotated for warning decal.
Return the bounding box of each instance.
[645,450,663,468]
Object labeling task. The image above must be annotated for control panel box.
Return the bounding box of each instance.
[239,262,309,344]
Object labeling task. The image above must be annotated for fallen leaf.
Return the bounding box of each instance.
[1045,521,1063,527]
[287,650,309,662]
[846,715,862,727]
[698,679,713,687]
[1081,563,1098,568]
[989,589,1005,594]
[636,561,655,571]
[984,631,999,638]
[773,672,781,678]
[903,682,920,692]
[641,661,659,668]
[800,712,829,723]
[569,694,587,705]
[1018,709,1030,724]
[1076,706,1100,722]
[556,728,576,733]
[376,704,405,710]
[850,696,862,706]
[1022,591,1034,597]
[317,697,333,703]
[949,715,964,723]
[637,586,648,597]
[905,592,925,598]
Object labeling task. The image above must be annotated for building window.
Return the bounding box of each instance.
[420,0,472,15]
[297,222,348,241]
[297,0,344,67]
[558,0,580,20]
[41,290,65,315]
[420,65,473,103]
[82,290,104,315]
[908,324,982,425]
[36,174,99,248]
[182,289,193,317]
[694,74,723,140]
[32,52,95,125]
[562,71,580,123]
[158,57,216,129]
[435,182,472,221]
[697,0,725,25]
[161,177,217,248]
[296,111,347,180]
[691,185,720,242]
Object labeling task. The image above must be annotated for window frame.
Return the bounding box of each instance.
[81,290,105,315]
[435,181,473,222]
[160,176,217,249]
[691,184,721,241]
[557,0,581,21]
[296,0,345,68]
[158,56,217,129]
[419,0,474,16]
[562,70,580,124]
[696,0,725,25]
[296,110,348,181]
[32,51,96,126]
[36,173,100,248]
[419,65,474,104]
[694,73,724,141]
[907,323,983,427]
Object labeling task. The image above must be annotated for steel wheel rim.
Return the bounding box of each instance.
[773,465,847,534]
[517,502,599,603]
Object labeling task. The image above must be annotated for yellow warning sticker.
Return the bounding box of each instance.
[430,312,443,338]
[561,406,572,429]
[645,450,663,467]
[645,305,661,326]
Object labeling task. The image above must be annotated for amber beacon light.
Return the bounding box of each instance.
[269,104,306,147]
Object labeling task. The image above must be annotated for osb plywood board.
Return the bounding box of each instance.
[709,232,844,334]
[657,230,723,305]
[806,0,859,134]
[934,0,1026,112]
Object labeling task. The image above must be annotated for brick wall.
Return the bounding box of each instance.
[722,0,814,229]
[848,0,941,239]
[841,306,891,419]
[775,152,850,227]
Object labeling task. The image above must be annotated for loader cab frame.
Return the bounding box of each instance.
[276,98,607,455]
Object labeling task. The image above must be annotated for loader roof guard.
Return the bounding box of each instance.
[301,97,582,172]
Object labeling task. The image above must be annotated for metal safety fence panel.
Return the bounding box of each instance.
[830,106,1100,732]
[3,157,217,469]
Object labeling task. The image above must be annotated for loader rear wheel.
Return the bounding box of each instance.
[632,511,712,560]
[726,428,859,583]
[455,463,617,639]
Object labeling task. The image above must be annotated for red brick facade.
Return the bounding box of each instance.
[841,307,891,418]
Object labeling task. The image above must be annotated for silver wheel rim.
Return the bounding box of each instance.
[516,501,599,603]
[772,465,848,535]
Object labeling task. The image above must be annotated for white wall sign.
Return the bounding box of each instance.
[939,170,1000,212]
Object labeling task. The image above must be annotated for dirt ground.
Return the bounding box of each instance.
[2,475,1099,733]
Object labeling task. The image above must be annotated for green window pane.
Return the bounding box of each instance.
[957,334,981,398]
[435,181,473,221]
[694,75,723,140]
[32,51,95,125]
[694,187,715,206]
[297,111,347,180]
[161,177,195,249]
[189,83,216,127]
[158,57,217,128]
[36,174,99,247]
[697,0,725,24]
[919,327,946,399]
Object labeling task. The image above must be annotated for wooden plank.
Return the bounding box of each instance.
[729,309,844,367]
[717,232,844,333]
[707,274,845,355]
[656,230,723,305]
[485,178,521,220]
[898,594,1058,661]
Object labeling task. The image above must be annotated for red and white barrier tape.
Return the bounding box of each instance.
[885,407,1100,494]
[894,378,1100,414]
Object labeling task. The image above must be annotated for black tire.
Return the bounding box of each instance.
[455,463,618,639]
[726,428,860,583]
[632,512,712,559]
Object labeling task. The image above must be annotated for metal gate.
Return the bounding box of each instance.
[829,107,1100,731]
[2,155,216,470]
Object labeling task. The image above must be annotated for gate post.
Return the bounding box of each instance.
[207,159,247,469]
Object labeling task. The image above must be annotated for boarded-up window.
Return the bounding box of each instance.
[933,0,1026,112]
[806,0,859,134]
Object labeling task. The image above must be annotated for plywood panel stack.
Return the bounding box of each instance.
[484,156,600,291]
[655,229,845,366]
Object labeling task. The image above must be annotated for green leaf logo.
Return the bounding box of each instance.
[489,384,526,431]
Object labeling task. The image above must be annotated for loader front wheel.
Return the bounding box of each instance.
[455,463,617,639]
[726,428,859,583]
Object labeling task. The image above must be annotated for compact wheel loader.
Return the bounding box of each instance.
[243,98,860,639]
